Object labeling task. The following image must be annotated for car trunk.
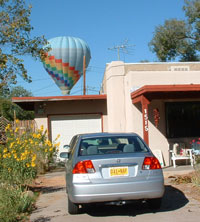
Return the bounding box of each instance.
[85,153,151,184]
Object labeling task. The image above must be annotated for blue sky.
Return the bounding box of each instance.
[18,0,186,96]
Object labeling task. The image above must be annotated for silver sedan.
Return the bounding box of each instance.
[60,132,164,214]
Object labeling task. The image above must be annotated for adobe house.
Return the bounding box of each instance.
[13,61,200,166]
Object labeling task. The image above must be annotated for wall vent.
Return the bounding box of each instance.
[169,66,190,71]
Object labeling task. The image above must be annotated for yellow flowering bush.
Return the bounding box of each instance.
[0,122,59,186]
[0,121,60,222]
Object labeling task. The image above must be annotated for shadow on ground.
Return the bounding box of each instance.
[31,216,51,222]
[84,185,189,217]
[40,186,65,194]
[30,185,65,194]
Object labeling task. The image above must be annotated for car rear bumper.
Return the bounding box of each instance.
[68,178,165,204]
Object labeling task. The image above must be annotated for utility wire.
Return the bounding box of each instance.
[32,83,56,93]
[34,90,59,95]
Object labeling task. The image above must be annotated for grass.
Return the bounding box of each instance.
[0,184,37,222]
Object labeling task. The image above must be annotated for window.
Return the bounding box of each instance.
[79,136,149,156]
[165,102,200,138]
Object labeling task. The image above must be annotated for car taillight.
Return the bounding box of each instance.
[72,160,95,174]
[142,157,161,170]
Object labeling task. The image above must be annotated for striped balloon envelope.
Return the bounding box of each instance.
[43,36,91,95]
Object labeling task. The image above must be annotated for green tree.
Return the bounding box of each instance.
[8,85,33,98]
[0,0,48,90]
[149,0,200,62]
[0,86,34,120]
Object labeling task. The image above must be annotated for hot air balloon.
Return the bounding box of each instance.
[42,36,91,95]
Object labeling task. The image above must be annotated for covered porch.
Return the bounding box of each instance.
[131,84,200,167]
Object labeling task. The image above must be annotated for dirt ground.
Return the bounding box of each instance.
[166,171,200,202]
[32,170,66,189]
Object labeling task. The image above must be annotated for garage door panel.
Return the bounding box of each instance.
[50,115,102,155]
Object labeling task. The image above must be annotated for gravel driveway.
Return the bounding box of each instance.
[30,169,200,222]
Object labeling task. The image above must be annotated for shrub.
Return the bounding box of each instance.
[0,121,59,186]
[0,120,60,221]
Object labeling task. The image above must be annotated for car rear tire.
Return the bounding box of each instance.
[68,197,80,214]
[147,198,162,210]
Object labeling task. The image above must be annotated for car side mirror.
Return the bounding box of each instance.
[60,152,69,159]
[63,145,71,153]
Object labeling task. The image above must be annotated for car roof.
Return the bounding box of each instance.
[77,132,139,139]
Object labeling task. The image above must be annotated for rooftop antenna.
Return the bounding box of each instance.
[108,39,135,61]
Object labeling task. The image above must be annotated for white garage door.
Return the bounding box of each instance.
[50,114,102,154]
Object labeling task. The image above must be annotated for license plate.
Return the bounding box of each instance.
[109,167,129,177]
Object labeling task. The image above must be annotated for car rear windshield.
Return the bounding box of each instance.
[79,136,149,156]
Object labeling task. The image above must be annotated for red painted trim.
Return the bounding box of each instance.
[141,95,150,105]
[132,95,150,105]
[12,94,107,103]
[141,96,149,145]
[131,84,200,98]
[131,84,200,104]
[131,96,142,104]
[47,112,103,118]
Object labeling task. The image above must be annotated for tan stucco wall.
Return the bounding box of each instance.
[104,61,200,166]
[106,62,126,132]
[148,100,169,166]
[127,70,200,89]
[125,62,200,72]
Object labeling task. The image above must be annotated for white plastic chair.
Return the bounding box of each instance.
[170,143,194,168]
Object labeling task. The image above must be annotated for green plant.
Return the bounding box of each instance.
[149,0,200,62]
[18,191,35,213]
[0,184,35,222]
[0,120,60,221]
[0,0,48,89]
[0,121,59,186]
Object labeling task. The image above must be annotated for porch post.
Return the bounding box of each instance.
[141,96,150,145]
